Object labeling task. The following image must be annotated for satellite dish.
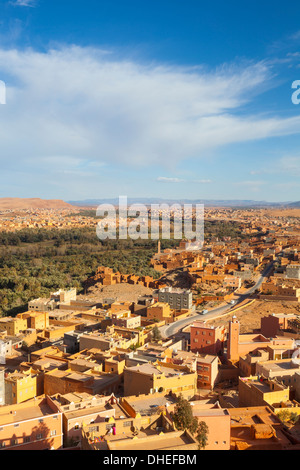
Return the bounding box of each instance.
[292,348,300,365]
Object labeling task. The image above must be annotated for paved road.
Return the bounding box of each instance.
[160,259,276,339]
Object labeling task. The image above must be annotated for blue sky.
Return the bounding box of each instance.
[1,1,300,202]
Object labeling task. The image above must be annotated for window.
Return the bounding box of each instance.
[11,439,18,446]
[37,434,43,440]
[50,430,57,436]
[123,421,132,427]
[0,442,6,448]
[24,436,30,443]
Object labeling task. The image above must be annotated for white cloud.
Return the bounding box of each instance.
[157,177,212,184]
[193,179,212,184]
[10,0,36,6]
[277,156,300,175]
[0,45,300,176]
[157,177,185,183]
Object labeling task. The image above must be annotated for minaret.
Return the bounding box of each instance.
[227,315,240,362]
[158,240,161,255]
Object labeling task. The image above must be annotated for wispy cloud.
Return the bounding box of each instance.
[193,179,212,184]
[234,180,266,193]
[0,45,300,181]
[277,156,300,176]
[157,177,185,183]
[157,176,212,184]
[249,155,300,177]
[10,0,36,6]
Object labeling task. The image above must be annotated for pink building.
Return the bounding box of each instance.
[190,321,226,356]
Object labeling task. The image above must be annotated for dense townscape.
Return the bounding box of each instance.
[0,204,300,450]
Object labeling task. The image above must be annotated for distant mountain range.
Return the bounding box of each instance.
[0,197,298,211]
[68,198,293,208]
[286,201,300,208]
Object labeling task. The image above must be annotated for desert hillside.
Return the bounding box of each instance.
[0,198,74,210]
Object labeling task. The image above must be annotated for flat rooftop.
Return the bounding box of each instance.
[260,361,300,372]
[251,380,277,394]
[127,363,191,377]
[239,334,270,344]
[63,402,126,420]
[125,395,177,416]
[191,406,229,417]
[107,431,196,451]
[228,406,281,427]
[33,358,67,369]
[0,398,57,426]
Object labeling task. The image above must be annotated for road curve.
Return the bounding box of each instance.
[160,259,275,339]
